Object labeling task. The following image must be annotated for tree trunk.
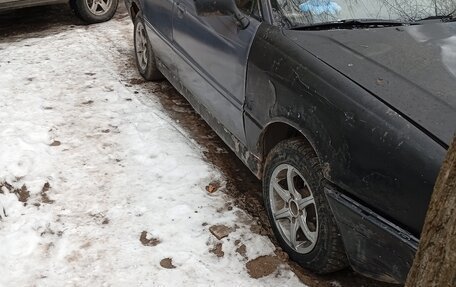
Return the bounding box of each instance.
[405,136,456,287]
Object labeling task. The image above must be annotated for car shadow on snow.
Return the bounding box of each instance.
[0,5,82,39]
[0,3,128,40]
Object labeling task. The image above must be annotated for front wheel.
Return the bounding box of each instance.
[263,138,348,274]
[71,0,119,24]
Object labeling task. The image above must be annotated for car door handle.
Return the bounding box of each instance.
[176,3,186,19]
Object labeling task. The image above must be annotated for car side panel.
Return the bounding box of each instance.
[171,1,260,143]
[142,0,173,44]
[245,23,445,237]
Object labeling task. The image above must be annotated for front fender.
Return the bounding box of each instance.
[245,23,445,237]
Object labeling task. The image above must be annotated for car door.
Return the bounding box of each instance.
[171,0,261,143]
[142,0,176,71]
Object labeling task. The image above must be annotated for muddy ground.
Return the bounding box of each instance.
[0,4,398,287]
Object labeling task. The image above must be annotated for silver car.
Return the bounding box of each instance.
[0,0,118,23]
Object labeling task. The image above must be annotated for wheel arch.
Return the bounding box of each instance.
[259,119,323,168]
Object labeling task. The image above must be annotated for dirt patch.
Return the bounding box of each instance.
[235,242,247,258]
[41,182,55,204]
[66,250,81,263]
[246,255,282,279]
[210,243,224,258]
[80,242,91,249]
[274,248,289,262]
[1,181,54,206]
[1,182,30,205]
[205,180,221,193]
[139,231,161,247]
[160,258,176,269]
[40,225,56,237]
[1,207,6,219]
[250,223,268,236]
[50,140,61,147]
[129,78,147,85]
[15,185,30,204]
[209,224,233,240]
[0,181,13,194]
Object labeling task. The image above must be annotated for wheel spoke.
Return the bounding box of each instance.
[286,167,299,198]
[290,219,299,248]
[274,207,291,220]
[99,1,108,11]
[299,215,317,243]
[91,1,98,10]
[273,181,291,202]
[286,167,294,193]
[142,50,148,65]
[297,196,314,210]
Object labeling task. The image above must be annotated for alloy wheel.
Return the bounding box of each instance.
[269,163,319,254]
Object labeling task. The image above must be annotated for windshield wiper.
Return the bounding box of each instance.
[290,19,410,31]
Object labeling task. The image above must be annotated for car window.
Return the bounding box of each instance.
[269,0,456,28]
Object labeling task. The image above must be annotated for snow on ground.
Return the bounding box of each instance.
[0,14,306,287]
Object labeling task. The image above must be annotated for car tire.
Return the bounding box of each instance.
[71,0,118,24]
[133,14,163,81]
[263,138,348,274]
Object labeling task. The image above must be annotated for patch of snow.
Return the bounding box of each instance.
[0,15,306,287]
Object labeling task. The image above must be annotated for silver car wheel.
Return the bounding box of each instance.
[269,163,319,254]
[86,0,113,16]
[135,21,148,71]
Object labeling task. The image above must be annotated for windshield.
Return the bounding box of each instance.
[270,0,456,28]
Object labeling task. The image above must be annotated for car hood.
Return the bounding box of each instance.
[284,23,456,146]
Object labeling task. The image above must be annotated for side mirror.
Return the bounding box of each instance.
[194,0,250,29]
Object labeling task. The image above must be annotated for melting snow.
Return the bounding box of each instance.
[0,14,305,287]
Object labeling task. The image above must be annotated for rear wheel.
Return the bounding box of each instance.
[71,0,119,23]
[133,14,163,81]
[263,138,348,273]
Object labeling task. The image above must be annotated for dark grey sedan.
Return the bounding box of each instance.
[124,0,456,283]
[0,0,118,23]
